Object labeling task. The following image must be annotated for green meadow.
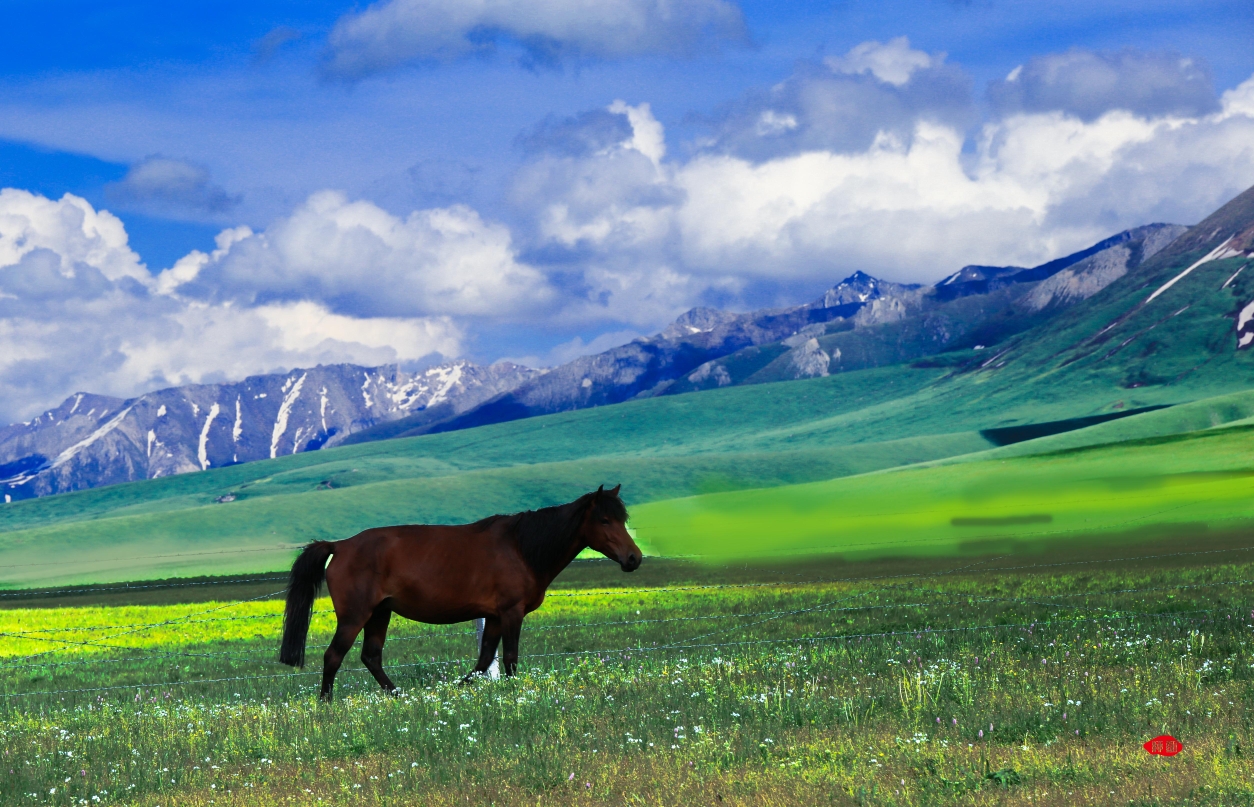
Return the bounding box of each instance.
[5,359,1254,588]
[4,553,1254,806]
[632,421,1254,562]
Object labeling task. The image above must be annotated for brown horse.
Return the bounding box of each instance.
[278,485,641,700]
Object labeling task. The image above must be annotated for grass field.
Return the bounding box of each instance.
[631,419,1254,562]
[4,548,1254,806]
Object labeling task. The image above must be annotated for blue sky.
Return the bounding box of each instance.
[0,0,1252,419]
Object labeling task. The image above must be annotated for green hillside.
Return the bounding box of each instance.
[0,363,997,587]
[928,185,1254,412]
[631,417,1254,561]
[7,360,1254,588]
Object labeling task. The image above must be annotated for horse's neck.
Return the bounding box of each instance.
[531,530,588,590]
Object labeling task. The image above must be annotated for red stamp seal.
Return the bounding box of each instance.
[1143,735,1183,756]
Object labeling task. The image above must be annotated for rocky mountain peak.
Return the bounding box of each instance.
[816,270,883,307]
[660,307,740,340]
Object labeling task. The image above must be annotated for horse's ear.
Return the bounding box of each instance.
[596,484,604,496]
[609,484,621,497]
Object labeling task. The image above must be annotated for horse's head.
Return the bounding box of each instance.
[583,485,641,572]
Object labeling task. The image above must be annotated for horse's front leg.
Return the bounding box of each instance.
[500,606,525,677]
[463,617,502,682]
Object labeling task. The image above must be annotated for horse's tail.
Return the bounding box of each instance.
[279,541,335,668]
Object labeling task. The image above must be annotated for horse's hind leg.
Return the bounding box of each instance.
[360,602,397,694]
[320,613,369,701]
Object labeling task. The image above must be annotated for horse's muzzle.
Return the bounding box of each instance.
[621,553,641,572]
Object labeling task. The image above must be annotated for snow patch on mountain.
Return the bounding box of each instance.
[198,403,221,470]
[271,373,307,459]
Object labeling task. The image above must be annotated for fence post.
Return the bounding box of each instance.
[474,618,500,679]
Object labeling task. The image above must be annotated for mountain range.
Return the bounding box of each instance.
[6,181,1254,502]
[0,361,537,499]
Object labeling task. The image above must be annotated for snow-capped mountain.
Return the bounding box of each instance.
[0,360,539,500]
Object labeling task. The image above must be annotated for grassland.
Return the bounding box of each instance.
[631,417,1254,562]
[4,548,1254,806]
[9,360,1254,589]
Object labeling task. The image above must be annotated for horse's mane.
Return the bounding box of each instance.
[475,489,628,574]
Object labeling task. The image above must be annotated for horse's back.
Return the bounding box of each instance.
[325,521,533,623]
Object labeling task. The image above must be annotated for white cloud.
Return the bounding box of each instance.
[673,124,1049,277]
[683,105,1253,275]
[112,300,461,392]
[168,190,553,319]
[0,189,148,284]
[1222,76,1254,118]
[756,110,798,137]
[513,104,676,253]
[0,189,463,421]
[324,0,747,78]
[825,37,935,87]
[608,100,666,165]
[5,46,1254,421]
[513,64,1254,299]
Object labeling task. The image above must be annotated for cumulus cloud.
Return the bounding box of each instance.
[105,156,240,218]
[702,39,974,161]
[169,190,553,319]
[7,45,1254,421]
[0,188,148,284]
[323,0,747,78]
[510,59,1254,311]
[0,190,463,421]
[1222,75,1254,118]
[988,48,1219,121]
[513,102,678,260]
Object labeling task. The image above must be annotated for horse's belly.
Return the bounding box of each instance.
[390,601,483,625]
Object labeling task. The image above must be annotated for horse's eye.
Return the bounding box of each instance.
[600,517,610,525]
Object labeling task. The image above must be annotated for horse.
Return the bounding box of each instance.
[278,485,641,700]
